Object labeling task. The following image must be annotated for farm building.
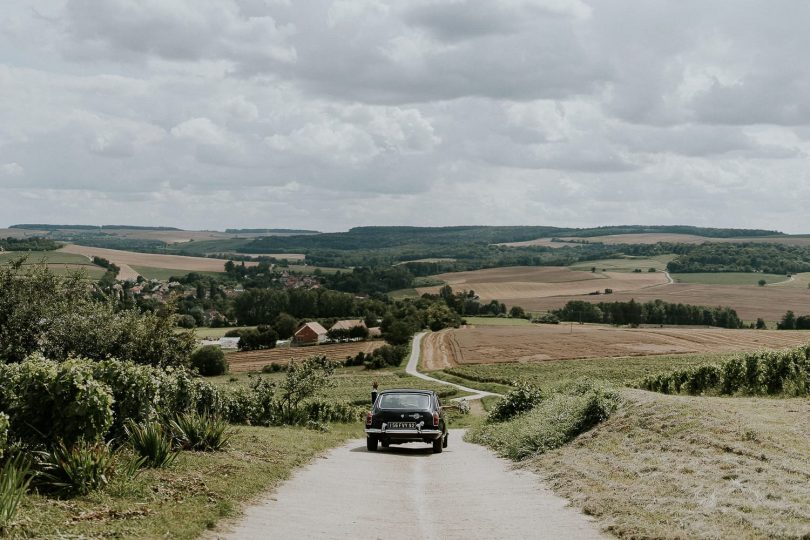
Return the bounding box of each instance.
[368,326,382,338]
[329,319,367,332]
[293,321,328,345]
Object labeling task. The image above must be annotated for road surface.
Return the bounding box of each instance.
[405,332,501,401]
[212,429,606,540]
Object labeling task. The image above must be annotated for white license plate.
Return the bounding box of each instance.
[387,422,415,429]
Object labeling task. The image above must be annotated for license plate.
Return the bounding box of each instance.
[387,422,415,429]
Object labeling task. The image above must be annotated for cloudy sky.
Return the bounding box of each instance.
[1,0,809,232]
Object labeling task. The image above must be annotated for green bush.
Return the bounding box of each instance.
[190,345,229,376]
[170,411,232,451]
[468,379,620,461]
[487,381,544,422]
[638,345,810,396]
[0,358,114,446]
[363,345,407,370]
[91,359,162,438]
[0,413,8,460]
[34,441,118,496]
[0,454,31,532]
[125,420,178,469]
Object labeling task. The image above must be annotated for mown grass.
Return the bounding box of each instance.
[462,316,531,326]
[441,353,731,391]
[131,265,225,281]
[529,390,810,539]
[569,254,676,272]
[671,272,788,286]
[5,424,361,539]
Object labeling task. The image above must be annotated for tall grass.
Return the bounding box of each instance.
[34,441,117,496]
[125,420,178,468]
[638,345,810,396]
[170,412,232,451]
[467,379,620,461]
[0,455,31,531]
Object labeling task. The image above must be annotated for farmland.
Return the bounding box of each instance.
[671,272,788,286]
[59,244,256,277]
[421,325,810,369]
[226,341,386,372]
[416,266,668,302]
[500,232,810,247]
[0,250,107,278]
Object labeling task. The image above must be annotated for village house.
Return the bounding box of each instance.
[293,321,328,345]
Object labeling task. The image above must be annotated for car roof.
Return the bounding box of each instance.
[379,388,435,395]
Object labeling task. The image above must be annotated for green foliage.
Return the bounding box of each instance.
[0,413,7,460]
[0,454,31,531]
[238,326,278,351]
[362,345,408,370]
[277,356,338,424]
[0,261,194,366]
[191,345,229,376]
[533,313,561,324]
[667,242,810,274]
[0,237,58,251]
[125,420,178,468]
[170,411,232,451]
[34,441,118,496]
[638,346,810,396]
[0,357,114,446]
[487,381,544,422]
[468,379,620,461]
[273,313,298,339]
[554,299,742,328]
[90,359,162,437]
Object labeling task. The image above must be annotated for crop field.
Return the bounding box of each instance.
[521,282,810,322]
[494,238,585,248]
[60,244,257,275]
[226,341,386,372]
[671,272,788,286]
[530,390,810,538]
[463,316,531,326]
[0,250,107,278]
[416,266,668,302]
[131,265,225,281]
[420,325,810,370]
[569,254,675,272]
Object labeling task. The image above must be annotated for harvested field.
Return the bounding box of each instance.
[416,266,667,302]
[502,233,810,247]
[495,238,583,248]
[59,244,256,279]
[520,282,810,322]
[421,325,810,369]
[226,341,385,372]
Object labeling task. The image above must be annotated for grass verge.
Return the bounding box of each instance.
[529,389,810,538]
[6,424,361,539]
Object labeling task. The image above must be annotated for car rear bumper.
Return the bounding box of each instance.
[365,427,443,440]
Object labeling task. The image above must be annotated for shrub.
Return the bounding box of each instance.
[190,345,229,376]
[0,413,7,460]
[238,326,278,351]
[91,359,162,438]
[261,363,285,373]
[170,412,232,451]
[468,379,620,461]
[0,455,31,532]
[533,313,560,324]
[363,345,407,370]
[177,314,196,329]
[0,357,114,446]
[125,420,178,469]
[487,381,544,422]
[34,441,117,496]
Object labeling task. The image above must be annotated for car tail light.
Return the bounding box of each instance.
[432,412,440,427]
[366,411,373,426]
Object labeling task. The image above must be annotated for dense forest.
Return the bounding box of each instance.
[0,237,59,251]
[666,243,810,274]
[553,299,743,328]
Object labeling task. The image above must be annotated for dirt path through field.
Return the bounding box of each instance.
[211,428,606,540]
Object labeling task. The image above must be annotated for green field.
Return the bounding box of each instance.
[463,316,531,326]
[569,254,676,273]
[388,288,420,299]
[191,326,256,339]
[0,250,106,278]
[284,264,343,275]
[670,272,789,285]
[441,352,733,391]
[132,265,225,281]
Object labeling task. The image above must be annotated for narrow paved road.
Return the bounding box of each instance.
[212,429,606,540]
[406,332,501,401]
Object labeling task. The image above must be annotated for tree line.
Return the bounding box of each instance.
[552,299,743,328]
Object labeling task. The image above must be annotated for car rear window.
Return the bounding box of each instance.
[378,393,431,410]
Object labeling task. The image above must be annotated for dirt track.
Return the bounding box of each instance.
[212,429,605,540]
[421,325,810,368]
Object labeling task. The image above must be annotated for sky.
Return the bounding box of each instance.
[1,0,809,233]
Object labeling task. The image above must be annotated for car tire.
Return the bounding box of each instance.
[367,436,378,452]
[432,438,443,454]
[442,433,448,448]
[381,440,390,448]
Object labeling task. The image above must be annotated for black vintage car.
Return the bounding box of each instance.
[365,389,448,453]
